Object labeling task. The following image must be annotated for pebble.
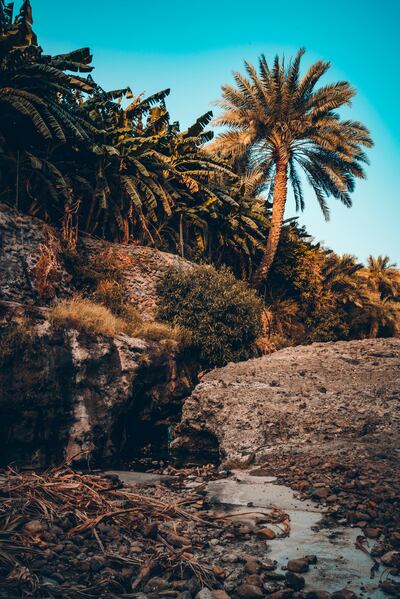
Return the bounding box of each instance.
[244,560,260,574]
[212,591,231,599]
[331,591,358,599]
[236,583,264,598]
[196,589,214,599]
[269,590,294,599]
[286,558,309,573]
[144,577,169,592]
[212,564,226,578]
[381,551,400,567]
[23,519,44,535]
[285,571,305,590]
[256,526,276,540]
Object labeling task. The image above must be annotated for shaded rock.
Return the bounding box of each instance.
[256,527,276,540]
[331,591,358,599]
[196,589,214,599]
[237,584,264,598]
[286,559,309,574]
[285,571,305,590]
[174,338,400,466]
[212,591,231,599]
[143,577,169,593]
[23,519,45,535]
[381,551,400,567]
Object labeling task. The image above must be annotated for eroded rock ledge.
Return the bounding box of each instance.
[0,305,196,469]
[172,338,400,466]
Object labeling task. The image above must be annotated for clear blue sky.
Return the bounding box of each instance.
[32,0,400,263]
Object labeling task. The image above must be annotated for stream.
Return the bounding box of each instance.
[110,469,397,598]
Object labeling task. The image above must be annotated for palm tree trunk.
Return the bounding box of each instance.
[251,156,288,288]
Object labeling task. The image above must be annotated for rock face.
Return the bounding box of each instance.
[0,203,197,468]
[0,202,191,319]
[172,338,400,466]
[0,308,196,469]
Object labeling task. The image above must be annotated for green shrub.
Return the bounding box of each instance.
[157,265,263,368]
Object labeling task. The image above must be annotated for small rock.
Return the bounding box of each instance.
[256,527,276,540]
[143,577,169,593]
[141,521,158,539]
[306,592,332,599]
[331,591,358,599]
[23,519,44,535]
[269,591,294,599]
[305,555,318,564]
[261,558,277,571]
[285,571,305,590]
[286,558,309,573]
[364,527,381,539]
[212,564,226,578]
[245,574,263,587]
[196,589,214,599]
[212,591,231,599]
[312,488,329,500]
[381,551,400,567]
[380,580,400,596]
[166,532,191,547]
[237,584,264,598]
[245,560,260,574]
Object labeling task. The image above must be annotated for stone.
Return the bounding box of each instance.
[306,592,332,599]
[364,527,381,539]
[245,560,260,574]
[312,488,329,500]
[331,591,358,599]
[166,532,191,547]
[212,592,231,599]
[380,580,400,596]
[286,559,309,574]
[212,565,226,578]
[245,574,263,587]
[285,571,305,590]
[381,551,400,567]
[23,519,44,535]
[256,527,276,540]
[196,589,214,599]
[142,521,158,538]
[236,584,264,598]
[269,591,294,599]
[172,336,400,467]
[143,577,170,593]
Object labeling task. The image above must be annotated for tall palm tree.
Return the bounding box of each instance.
[212,48,373,287]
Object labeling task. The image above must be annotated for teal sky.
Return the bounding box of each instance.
[33,0,399,263]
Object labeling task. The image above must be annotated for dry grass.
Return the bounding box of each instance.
[49,298,191,350]
[132,321,190,344]
[50,297,125,336]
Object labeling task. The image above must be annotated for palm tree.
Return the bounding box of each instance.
[212,48,373,287]
[361,255,400,299]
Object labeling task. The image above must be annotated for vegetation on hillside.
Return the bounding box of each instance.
[0,0,399,358]
[157,266,264,367]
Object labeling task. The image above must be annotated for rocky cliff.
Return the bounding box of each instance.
[0,202,191,319]
[172,337,400,466]
[0,204,196,468]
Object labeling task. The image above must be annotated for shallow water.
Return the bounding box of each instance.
[207,471,393,598]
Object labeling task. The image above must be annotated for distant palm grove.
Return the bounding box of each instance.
[1,0,399,344]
